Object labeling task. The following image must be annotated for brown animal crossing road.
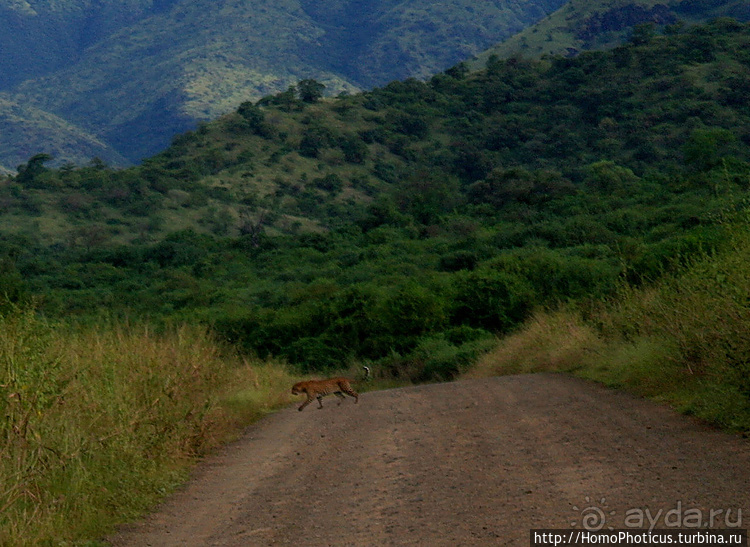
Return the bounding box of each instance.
[108,374,750,546]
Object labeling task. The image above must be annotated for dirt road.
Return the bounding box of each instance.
[109,374,750,546]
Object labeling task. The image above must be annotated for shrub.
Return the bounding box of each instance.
[313,173,344,193]
[415,334,497,382]
[450,269,534,332]
[438,250,478,272]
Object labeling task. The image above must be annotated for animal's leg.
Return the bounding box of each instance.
[343,387,359,403]
[334,391,346,405]
[298,394,313,411]
[317,395,324,409]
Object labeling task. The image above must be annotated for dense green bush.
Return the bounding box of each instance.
[449,269,534,332]
[4,20,750,377]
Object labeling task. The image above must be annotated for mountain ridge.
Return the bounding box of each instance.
[474,0,750,63]
[0,93,128,171]
[3,0,747,169]
[3,0,566,165]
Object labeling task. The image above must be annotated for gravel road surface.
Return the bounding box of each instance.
[109,374,750,546]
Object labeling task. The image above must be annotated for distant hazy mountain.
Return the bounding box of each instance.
[0,0,175,89]
[2,0,566,167]
[0,93,128,172]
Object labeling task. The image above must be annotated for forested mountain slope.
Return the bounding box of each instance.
[2,0,565,165]
[475,0,750,62]
[1,19,749,377]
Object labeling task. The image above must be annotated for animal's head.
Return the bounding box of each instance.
[291,382,303,395]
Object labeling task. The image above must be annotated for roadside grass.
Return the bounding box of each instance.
[0,309,300,545]
[466,224,750,434]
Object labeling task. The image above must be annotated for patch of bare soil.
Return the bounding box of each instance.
[108,374,750,546]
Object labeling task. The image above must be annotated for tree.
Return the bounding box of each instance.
[629,23,656,45]
[297,79,325,103]
[313,173,343,193]
[236,101,274,138]
[0,258,28,309]
[238,209,268,247]
[468,168,575,208]
[394,170,461,225]
[444,62,469,80]
[16,153,53,186]
[584,160,639,193]
[339,134,369,163]
[377,283,446,339]
[299,125,335,158]
[237,101,264,125]
[258,86,299,112]
[684,128,736,172]
[450,269,534,332]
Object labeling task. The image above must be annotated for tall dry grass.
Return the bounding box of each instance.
[0,308,298,544]
[468,225,750,433]
[466,309,602,377]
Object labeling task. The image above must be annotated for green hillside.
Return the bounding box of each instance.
[2,18,750,378]
[4,0,748,169]
[4,0,565,165]
[475,0,750,62]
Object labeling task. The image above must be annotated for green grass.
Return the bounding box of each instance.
[0,303,400,544]
[0,307,301,545]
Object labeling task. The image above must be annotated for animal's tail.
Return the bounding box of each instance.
[362,366,371,382]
